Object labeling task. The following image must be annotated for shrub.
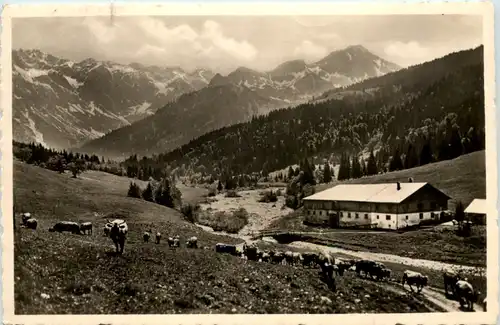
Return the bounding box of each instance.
[207,188,217,197]
[181,203,200,223]
[127,182,142,199]
[198,208,249,234]
[258,190,278,203]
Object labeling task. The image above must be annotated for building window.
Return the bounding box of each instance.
[406,215,409,220]
[340,212,343,217]
[386,215,391,220]
[355,213,359,219]
[308,210,311,215]
[419,213,423,219]
[313,211,316,215]
[377,215,379,219]
[364,214,368,219]
[348,212,351,218]
[431,212,435,219]
[319,211,322,216]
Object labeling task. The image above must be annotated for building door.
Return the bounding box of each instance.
[328,212,340,228]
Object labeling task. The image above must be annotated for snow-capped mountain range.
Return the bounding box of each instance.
[13,49,214,149]
[13,45,400,151]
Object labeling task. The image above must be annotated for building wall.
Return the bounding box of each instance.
[467,213,486,225]
[303,184,450,229]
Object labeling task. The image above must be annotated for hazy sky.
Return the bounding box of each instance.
[13,15,482,74]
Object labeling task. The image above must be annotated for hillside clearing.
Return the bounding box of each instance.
[14,161,443,314]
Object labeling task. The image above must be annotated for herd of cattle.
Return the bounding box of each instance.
[17,213,486,312]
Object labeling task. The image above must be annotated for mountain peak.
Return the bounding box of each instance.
[208,73,231,87]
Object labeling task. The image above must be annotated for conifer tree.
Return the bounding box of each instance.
[323,161,332,183]
[367,150,378,176]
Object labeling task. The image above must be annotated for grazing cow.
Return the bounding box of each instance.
[103,224,111,237]
[455,280,479,311]
[21,213,32,225]
[49,221,81,234]
[271,251,285,264]
[79,222,92,235]
[443,270,463,297]
[186,236,198,248]
[292,252,303,265]
[301,252,317,268]
[155,232,161,244]
[261,251,271,263]
[284,251,295,265]
[334,260,353,277]
[106,219,128,254]
[24,218,38,230]
[167,237,175,247]
[215,243,237,255]
[402,270,428,293]
[172,235,180,248]
[244,244,260,261]
[143,230,152,243]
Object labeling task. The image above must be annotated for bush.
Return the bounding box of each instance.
[198,208,249,234]
[181,204,200,223]
[127,182,142,199]
[207,188,217,197]
[258,190,278,203]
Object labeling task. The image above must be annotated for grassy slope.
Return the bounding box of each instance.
[13,161,434,314]
[267,151,487,266]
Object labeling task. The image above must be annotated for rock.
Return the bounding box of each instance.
[355,299,361,303]
[364,294,370,298]
[244,278,250,283]
[320,296,332,305]
[231,308,237,313]
[40,293,50,299]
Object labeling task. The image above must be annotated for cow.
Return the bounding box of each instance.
[215,243,237,255]
[355,260,378,277]
[24,218,38,230]
[443,270,463,297]
[143,230,152,243]
[301,252,318,268]
[335,259,356,277]
[49,221,81,234]
[402,270,428,293]
[79,222,92,235]
[155,232,161,244]
[21,213,32,225]
[167,237,175,247]
[261,251,271,263]
[103,224,111,237]
[186,236,198,248]
[271,251,285,264]
[173,235,180,248]
[106,219,128,254]
[292,252,303,265]
[455,279,479,311]
[244,244,260,261]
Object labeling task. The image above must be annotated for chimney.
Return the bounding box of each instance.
[397,182,401,191]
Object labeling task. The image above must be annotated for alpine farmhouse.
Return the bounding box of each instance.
[303,182,451,230]
[465,198,487,225]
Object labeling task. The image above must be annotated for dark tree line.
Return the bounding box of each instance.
[13,141,119,177]
[121,46,484,183]
[127,177,182,210]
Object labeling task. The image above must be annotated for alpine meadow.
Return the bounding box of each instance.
[7,10,497,320]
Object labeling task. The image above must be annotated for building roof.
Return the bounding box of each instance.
[303,182,446,204]
[465,199,487,215]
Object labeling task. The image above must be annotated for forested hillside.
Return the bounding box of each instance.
[122,46,484,182]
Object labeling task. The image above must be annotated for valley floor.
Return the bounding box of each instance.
[13,160,487,314]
